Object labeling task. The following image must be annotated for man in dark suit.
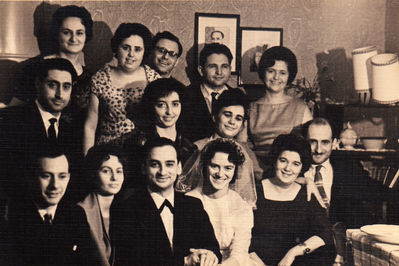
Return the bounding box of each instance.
[182,43,233,142]
[6,146,93,266]
[114,137,221,266]
[0,58,80,198]
[304,118,385,264]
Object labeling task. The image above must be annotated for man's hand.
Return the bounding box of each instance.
[304,171,326,207]
[184,248,218,266]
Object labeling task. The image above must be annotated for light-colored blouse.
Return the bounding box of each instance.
[248,96,311,157]
[187,189,253,265]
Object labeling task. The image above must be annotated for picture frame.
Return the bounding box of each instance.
[194,13,240,74]
[239,27,283,86]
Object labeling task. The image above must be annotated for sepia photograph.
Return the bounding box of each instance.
[0,1,398,265]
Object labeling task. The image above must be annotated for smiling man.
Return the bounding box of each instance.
[182,43,234,142]
[6,146,93,266]
[150,31,182,78]
[0,58,81,199]
[114,137,221,266]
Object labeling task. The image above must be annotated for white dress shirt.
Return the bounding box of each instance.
[148,189,175,249]
[306,159,334,202]
[200,83,228,114]
[35,100,61,137]
[37,204,57,222]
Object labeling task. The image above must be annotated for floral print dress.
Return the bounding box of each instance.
[91,63,160,145]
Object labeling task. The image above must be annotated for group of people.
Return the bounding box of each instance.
[0,4,385,266]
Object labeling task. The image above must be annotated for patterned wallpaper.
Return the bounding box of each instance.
[1,0,386,103]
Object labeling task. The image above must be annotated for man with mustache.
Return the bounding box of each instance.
[304,117,385,264]
[0,58,80,199]
[113,137,221,266]
[5,146,93,266]
[150,31,182,78]
[182,43,234,142]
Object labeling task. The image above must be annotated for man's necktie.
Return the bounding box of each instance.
[43,213,53,225]
[48,118,57,141]
[211,92,218,113]
[315,165,330,212]
[159,199,174,214]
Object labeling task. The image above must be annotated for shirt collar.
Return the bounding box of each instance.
[147,187,175,209]
[37,204,58,221]
[35,100,61,123]
[200,83,228,98]
[312,159,332,171]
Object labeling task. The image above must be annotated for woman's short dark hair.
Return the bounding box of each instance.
[140,78,185,126]
[212,88,249,120]
[111,23,153,61]
[51,5,93,45]
[257,46,298,84]
[84,144,127,191]
[201,139,245,184]
[268,133,311,176]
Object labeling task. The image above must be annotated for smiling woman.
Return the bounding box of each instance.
[185,139,254,265]
[83,23,160,155]
[250,133,333,266]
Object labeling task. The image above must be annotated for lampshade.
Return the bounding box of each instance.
[352,46,378,92]
[371,53,399,104]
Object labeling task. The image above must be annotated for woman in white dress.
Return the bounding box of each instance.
[185,138,254,266]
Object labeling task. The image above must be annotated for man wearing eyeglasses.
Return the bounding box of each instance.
[0,58,80,199]
[150,31,182,78]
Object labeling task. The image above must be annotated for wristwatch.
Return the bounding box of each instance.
[298,243,311,255]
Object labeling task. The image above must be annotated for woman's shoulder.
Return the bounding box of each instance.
[228,189,252,211]
[194,137,211,150]
[144,64,161,82]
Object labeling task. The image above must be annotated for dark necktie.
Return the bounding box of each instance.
[159,199,174,214]
[211,92,218,113]
[48,118,57,141]
[315,165,330,213]
[43,213,53,225]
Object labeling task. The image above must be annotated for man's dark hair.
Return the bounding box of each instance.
[199,43,233,67]
[36,58,77,83]
[142,137,179,164]
[153,31,183,57]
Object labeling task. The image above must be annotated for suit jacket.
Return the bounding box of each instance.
[78,192,114,266]
[0,104,82,198]
[6,199,94,266]
[113,189,222,266]
[182,83,232,142]
[328,155,386,228]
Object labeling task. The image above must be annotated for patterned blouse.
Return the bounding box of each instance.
[91,63,160,145]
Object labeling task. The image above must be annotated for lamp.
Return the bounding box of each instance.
[371,53,399,104]
[352,46,378,104]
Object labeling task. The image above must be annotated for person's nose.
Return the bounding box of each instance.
[316,142,322,153]
[55,86,62,99]
[160,165,168,176]
[215,66,222,75]
[70,33,76,43]
[228,117,235,125]
[273,71,280,80]
[165,104,171,115]
[110,171,116,181]
[49,176,57,189]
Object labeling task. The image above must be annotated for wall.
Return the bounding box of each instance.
[0,0,386,103]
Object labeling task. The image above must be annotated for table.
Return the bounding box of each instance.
[347,229,399,265]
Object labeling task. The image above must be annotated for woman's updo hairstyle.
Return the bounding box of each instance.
[51,5,93,45]
[200,138,245,184]
[111,23,153,62]
[257,46,298,85]
[268,133,311,176]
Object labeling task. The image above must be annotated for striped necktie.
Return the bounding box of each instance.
[315,165,330,213]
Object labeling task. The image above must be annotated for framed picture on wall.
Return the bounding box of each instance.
[194,13,240,74]
[239,27,283,86]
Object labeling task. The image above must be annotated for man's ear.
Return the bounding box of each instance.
[197,65,204,77]
[177,161,182,175]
